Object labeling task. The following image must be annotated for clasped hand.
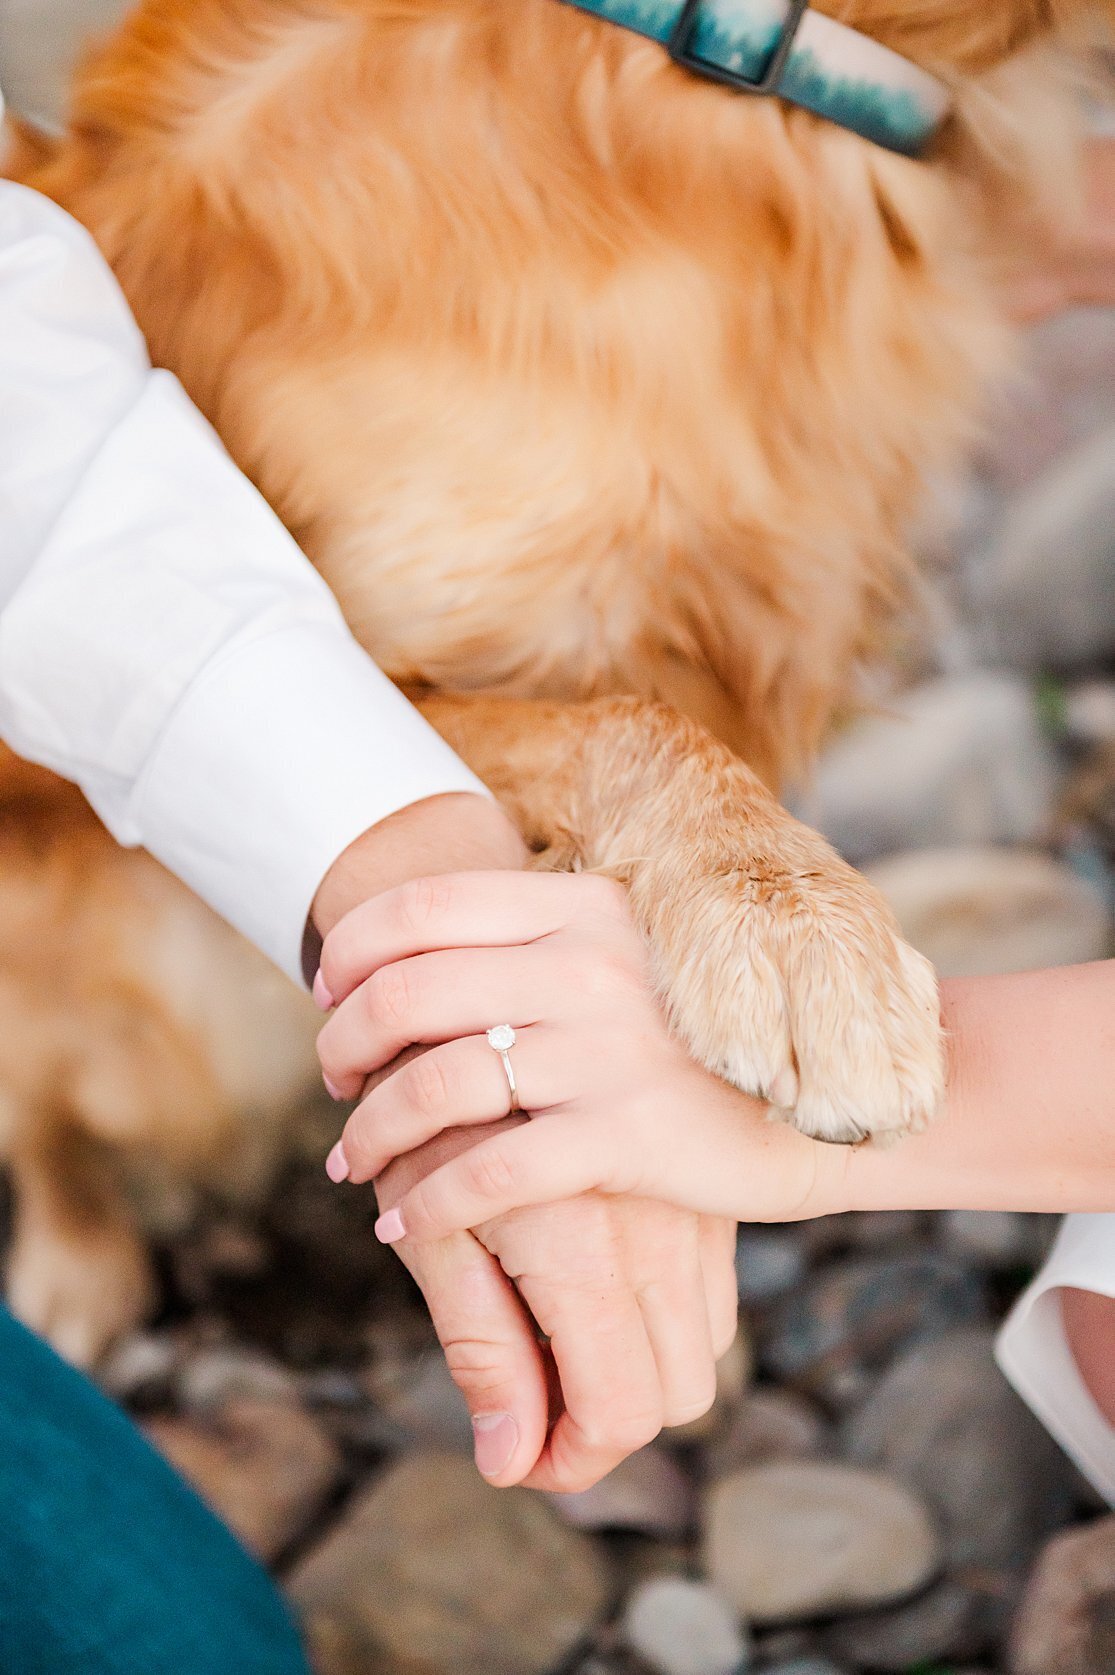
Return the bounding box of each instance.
[313,870,831,1488]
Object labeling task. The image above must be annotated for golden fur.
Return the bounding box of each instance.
[0,0,1103,1359]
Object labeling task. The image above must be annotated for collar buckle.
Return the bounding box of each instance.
[668,0,810,95]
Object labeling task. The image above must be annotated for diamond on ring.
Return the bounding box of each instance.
[486,1024,521,1113]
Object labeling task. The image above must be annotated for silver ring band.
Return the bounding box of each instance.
[485,1024,521,1115]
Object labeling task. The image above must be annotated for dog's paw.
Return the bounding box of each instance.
[6,1219,156,1368]
[637,818,944,1144]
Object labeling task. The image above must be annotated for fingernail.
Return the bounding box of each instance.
[374,1207,407,1244]
[312,969,334,1011]
[323,1073,344,1101]
[472,1412,519,1478]
[325,1141,349,1183]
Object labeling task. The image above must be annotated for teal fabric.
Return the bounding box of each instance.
[561,0,945,157]
[0,1307,311,1675]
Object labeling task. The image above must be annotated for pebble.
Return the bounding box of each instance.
[821,1578,985,1671]
[144,1397,342,1562]
[703,1461,940,1622]
[177,1343,300,1412]
[97,1330,179,1406]
[865,846,1108,976]
[967,423,1115,672]
[735,1230,808,1305]
[759,1252,986,1405]
[552,1444,696,1538]
[1064,679,1115,747]
[842,1326,1074,1576]
[804,673,1056,863]
[361,1340,474,1453]
[1009,1516,1115,1675]
[940,1209,1058,1269]
[703,1390,828,1479]
[668,1331,752,1445]
[761,1662,848,1675]
[288,1451,609,1675]
[620,1577,748,1675]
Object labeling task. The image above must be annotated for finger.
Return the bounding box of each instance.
[699,1214,741,1360]
[389,1224,551,1487]
[488,1200,664,1494]
[320,870,628,1005]
[628,1205,718,1428]
[317,944,567,1099]
[338,1027,566,1183]
[377,1116,618,1244]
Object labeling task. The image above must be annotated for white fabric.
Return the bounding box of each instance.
[997,1213,1115,1505]
[0,163,488,982]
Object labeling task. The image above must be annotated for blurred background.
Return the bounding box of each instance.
[1,5,1113,1674]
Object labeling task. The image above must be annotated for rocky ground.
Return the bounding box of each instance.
[84,305,1115,1675]
[3,11,1115,1670]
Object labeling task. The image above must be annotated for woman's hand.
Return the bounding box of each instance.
[315,870,829,1240]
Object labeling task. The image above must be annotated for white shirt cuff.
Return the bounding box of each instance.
[996,1213,1115,1505]
[118,619,490,983]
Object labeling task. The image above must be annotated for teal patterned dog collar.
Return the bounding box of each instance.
[561,0,951,157]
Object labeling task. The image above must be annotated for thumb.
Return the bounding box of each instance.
[390,1222,551,1487]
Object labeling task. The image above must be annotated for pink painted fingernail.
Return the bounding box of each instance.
[323,1073,344,1101]
[312,969,334,1011]
[472,1412,519,1478]
[375,1208,407,1244]
[325,1141,350,1183]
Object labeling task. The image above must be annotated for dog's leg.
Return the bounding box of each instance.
[419,693,943,1143]
[6,1118,156,1368]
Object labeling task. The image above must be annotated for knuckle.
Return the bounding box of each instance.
[403,1051,451,1118]
[366,963,414,1030]
[663,1379,717,1429]
[440,1338,516,1406]
[464,1142,519,1202]
[581,873,629,919]
[589,1409,662,1456]
[397,875,453,936]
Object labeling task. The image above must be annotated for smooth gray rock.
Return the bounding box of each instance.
[1065,680,1115,747]
[552,1444,696,1538]
[940,1210,1058,1270]
[289,1451,610,1675]
[803,674,1056,863]
[1009,1516,1115,1675]
[703,1461,940,1623]
[621,1577,748,1675]
[822,1578,986,1672]
[178,1343,299,1412]
[759,1252,986,1405]
[362,1340,474,1453]
[144,1397,342,1563]
[760,1661,847,1675]
[842,1326,1074,1576]
[704,1390,829,1479]
[761,1661,848,1675]
[735,1230,808,1305]
[866,847,1108,977]
[967,424,1115,672]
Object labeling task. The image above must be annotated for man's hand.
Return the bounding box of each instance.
[311,798,738,1490]
[375,1118,739,1492]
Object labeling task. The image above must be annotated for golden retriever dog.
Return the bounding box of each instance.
[0,0,1102,1362]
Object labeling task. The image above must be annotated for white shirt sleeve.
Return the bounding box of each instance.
[996,1213,1115,1505]
[0,174,489,983]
